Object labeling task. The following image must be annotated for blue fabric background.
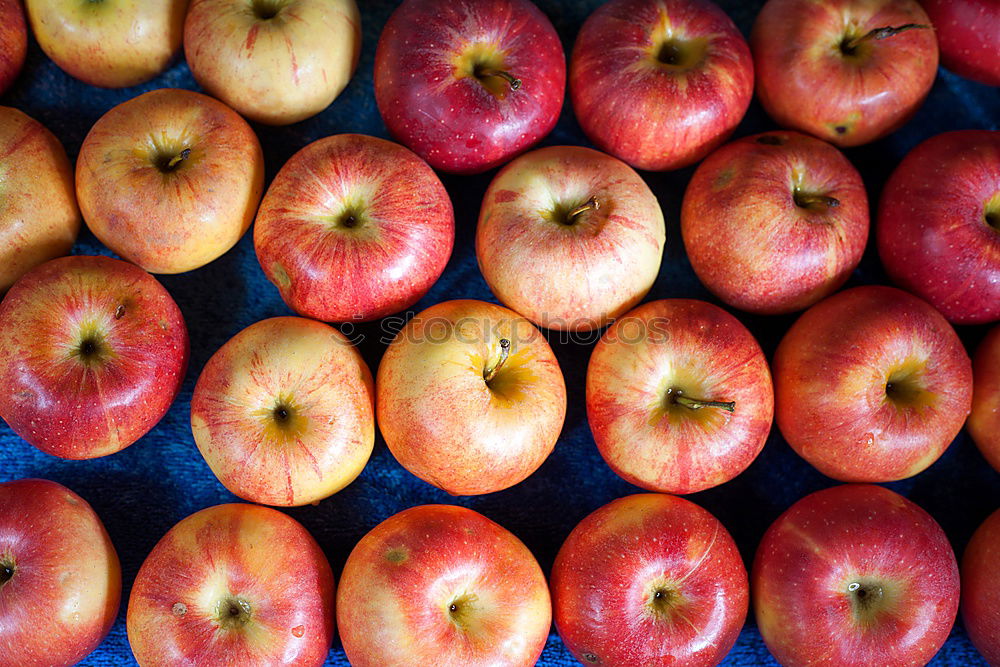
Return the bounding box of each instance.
[1,1,998,665]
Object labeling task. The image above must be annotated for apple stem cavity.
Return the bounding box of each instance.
[841,24,930,54]
[669,389,735,413]
[475,67,522,91]
[0,563,13,586]
[793,191,841,211]
[566,196,600,224]
[483,339,511,384]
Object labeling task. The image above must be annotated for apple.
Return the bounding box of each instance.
[920,0,1000,86]
[0,0,26,95]
[773,285,972,482]
[587,299,773,494]
[969,325,1000,472]
[877,130,1000,325]
[374,0,565,174]
[127,503,335,666]
[570,0,754,172]
[476,145,665,332]
[76,88,265,274]
[751,0,938,147]
[191,316,375,506]
[0,479,121,667]
[376,299,566,495]
[184,0,362,125]
[24,0,186,88]
[0,106,80,293]
[681,131,869,314]
[753,484,959,667]
[337,504,550,666]
[0,255,189,459]
[254,134,454,322]
[962,507,1000,665]
[552,493,748,667]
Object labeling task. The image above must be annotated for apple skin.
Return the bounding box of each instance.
[24,0,186,88]
[753,484,959,667]
[184,0,361,125]
[337,504,551,667]
[374,0,565,175]
[0,0,26,95]
[76,88,265,275]
[127,503,335,667]
[551,493,748,667]
[962,508,1000,665]
[570,0,754,172]
[0,255,189,458]
[376,299,566,495]
[877,130,1000,325]
[773,285,972,482]
[751,0,938,147]
[0,106,80,293]
[0,479,121,667]
[477,145,665,332]
[969,325,1000,472]
[191,316,375,506]
[587,299,773,494]
[920,0,1000,86]
[254,134,454,322]
[681,130,869,314]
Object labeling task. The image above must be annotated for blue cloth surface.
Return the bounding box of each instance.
[1,0,999,665]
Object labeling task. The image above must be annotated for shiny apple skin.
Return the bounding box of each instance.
[76,88,265,274]
[587,299,773,494]
[24,0,186,88]
[682,130,869,314]
[337,504,551,667]
[254,134,454,322]
[127,503,335,667]
[0,479,121,667]
[751,0,938,147]
[570,0,754,172]
[477,145,665,332]
[0,0,26,95]
[969,325,1000,473]
[191,316,375,506]
[184,0,361,125]
[0,256,189,459]
[374,0,565,175]
[877,130,1000,325]
[376,299,566,495]
[962,508,1000,665]
[753,484,959,667]
[552,493,747,667]
[0,106,80,293]
[920,0,1000,86]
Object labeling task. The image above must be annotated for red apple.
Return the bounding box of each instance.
[191,316,375,506]
[376,299,566,495]
[254,134,454,322]
[77,88,265,274]
[751,0,938,147]
[0,255,189,459]
[773,285,972,482]
[570,0,754,172]
[0,106,80,293]
[753,484,959,667]
[877,130,1000,325]
[476,145,665,332]
[24,0,186,88]
[184,0,362,125]
[0,0,26,95]
[962,507,1000,665]
[920,0,1000,86]
[681,131,869,314]
[127,503,335,666]
[0,479,121,667]
[587,299,773,494]
[969,325,1000,472]
[337,504,551,666]
[374,0,565,174]
[552,493,748,667]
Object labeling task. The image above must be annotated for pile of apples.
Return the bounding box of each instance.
[0,0,998,665]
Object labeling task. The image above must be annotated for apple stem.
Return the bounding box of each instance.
[674,394,735,412]
[483,339,511,383]
[844,24,930,51]
[476,68,522,91]
[568,196,600,222]
[166,148,191,170]
[794,193,841,210]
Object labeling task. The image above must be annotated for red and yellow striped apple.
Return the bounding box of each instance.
[962,507,1000,666]
[0,0,26,94]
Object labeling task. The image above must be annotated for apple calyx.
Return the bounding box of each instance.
[565,196,600,225]
[840,24,930,56]
[216,596,253,631]
[793,190,840,211]
[483,339,511,383]
[667,388,735,413]
[474,66,521,91]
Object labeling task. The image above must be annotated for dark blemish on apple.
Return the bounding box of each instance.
[756,135,785,146]
[582,652,600,663]
[385,547,408,563]
[172,602,187,616]
[835,126,848,135]
[115,304,126,319]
